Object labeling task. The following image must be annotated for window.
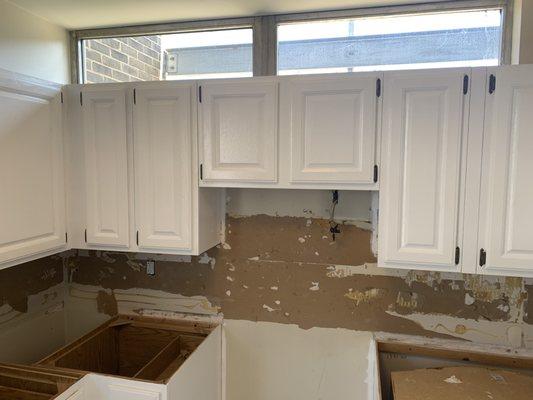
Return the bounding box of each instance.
[277,9,503,75]
[81,28,253,83]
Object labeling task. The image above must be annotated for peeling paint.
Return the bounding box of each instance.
[345,288,386,306]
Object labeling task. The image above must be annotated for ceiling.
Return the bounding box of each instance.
[7,0,443,29]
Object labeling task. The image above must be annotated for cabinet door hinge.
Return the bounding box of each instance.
[463,75,469,95]
[479,248,487,267]
[60,92,64,104]
[200,164,203,180]
[455,246,460,265]
[79,92,83,106]
[133,88,136,104]
[373,165,378,183]
[489,74,496,94]
[136,231,139,246]
[198,86,202,103]
[84,229,87,243]
[376,78,382,98]
[65,232,68,243]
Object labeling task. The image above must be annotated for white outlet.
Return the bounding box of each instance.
[146,260,155,276]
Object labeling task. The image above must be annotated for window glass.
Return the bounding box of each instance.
[277,9,503,75]
[82,28,253,83]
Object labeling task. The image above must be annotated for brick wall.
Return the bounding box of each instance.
[84,36,162,83]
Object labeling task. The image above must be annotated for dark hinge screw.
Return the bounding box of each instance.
[479,248,487,267]
[376,78,382,98]
[455,246,460,265]
[463,75,469,95]
[489,75,496,94]
[373,165,379,183]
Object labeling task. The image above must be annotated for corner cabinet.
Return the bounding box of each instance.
[378,68,470,272]
[198,78,278,184]
[66,82,223,256]
[477,65,533,277]
[0,72,67,267]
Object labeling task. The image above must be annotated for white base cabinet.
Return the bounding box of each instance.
[0,70,66,268]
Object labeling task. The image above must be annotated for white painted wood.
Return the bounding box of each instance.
[379,68,470,271]
[133,84,193,251]
[0,74,66,266]
[167,325,222,400]
[199,78,278,183]
[85,374,167,400]
[285,73,380,184]
[81,88,129,247]
[478,65,533,277]
[54,379,86,400]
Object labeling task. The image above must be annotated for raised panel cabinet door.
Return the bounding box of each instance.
[379,69,470,271]
[133,85,192,251]
[0,85,66,264]
[288,74,380,183]
[82,89,129,247]
[200,80,278,182]
[478,66,533,277]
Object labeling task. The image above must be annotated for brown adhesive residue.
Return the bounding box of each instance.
[63,215,530,339]
[96,290,118,316]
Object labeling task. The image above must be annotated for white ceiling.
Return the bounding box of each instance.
[6,0,443,29]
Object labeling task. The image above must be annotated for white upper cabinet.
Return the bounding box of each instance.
[133,84,193,251]
[0,73,66,266]
[199,79,278,183]
[378,69,470,271]
[477,65,533,277]
[81,88,130,248]
[284,73,380,185]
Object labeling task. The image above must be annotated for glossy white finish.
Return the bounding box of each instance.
[379,68,469,271]
[81,88,130,247]
[85,374,167,400]
[199,79,278,183]
[478,65,533,277]
[286,73,380,184]
[0,71,66,267]
[133,84,193,251]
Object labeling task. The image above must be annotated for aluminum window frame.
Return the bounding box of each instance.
[70,0,512,83]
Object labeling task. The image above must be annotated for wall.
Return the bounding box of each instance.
[84,36,162,83]
[0,255,66,363]
[518,0,533,64]
[57,190,533,351]
[0,0,69,83]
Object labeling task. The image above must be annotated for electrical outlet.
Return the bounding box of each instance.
[146,260,155,276]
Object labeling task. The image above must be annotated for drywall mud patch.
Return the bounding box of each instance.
[64,215,532,344]
[0,255,63,313]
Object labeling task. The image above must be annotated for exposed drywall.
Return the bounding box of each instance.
[0,0,69,83]
[0,255,66,363]
[62,212,533,349]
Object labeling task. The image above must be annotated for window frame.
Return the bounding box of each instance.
[70,0,512,83]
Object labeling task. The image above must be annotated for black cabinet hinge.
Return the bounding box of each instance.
[455,246,460,265]
[60,92,64,104]
[79,92,83,106]
[373,165,378,183]
[200,164,203,180]
[376,78,382,98]
[136,231,139,246]
[65,232,68,243]
[198,86,202,103]
[489,74,496,94]
[479,248,487,267]
[84,229,87,243]
[463,75,469,95]
[133,88,136,104]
